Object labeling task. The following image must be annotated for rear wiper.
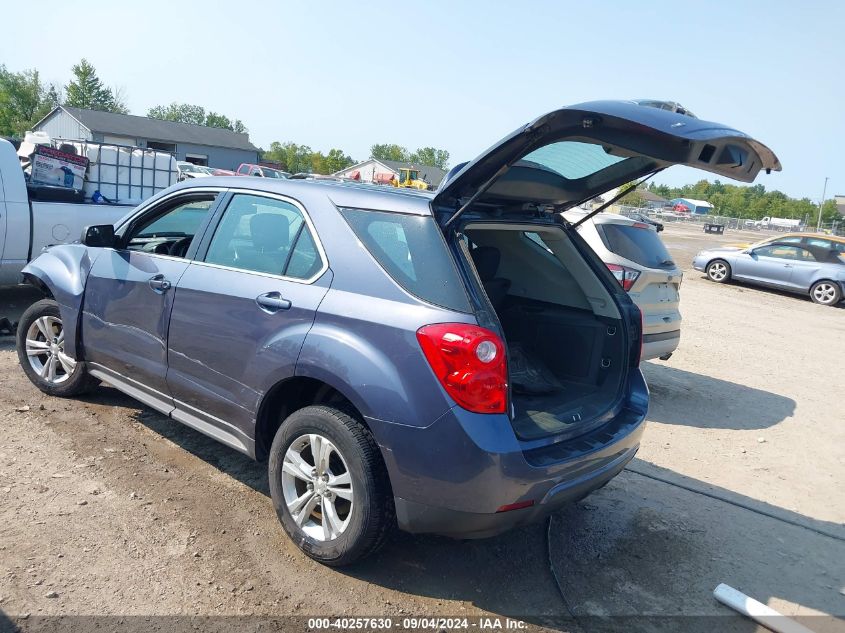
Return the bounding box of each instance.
[570,170,662,228]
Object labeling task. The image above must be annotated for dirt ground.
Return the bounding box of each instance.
[0,223,843,633]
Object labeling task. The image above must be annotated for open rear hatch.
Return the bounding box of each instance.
[435,100,779,440]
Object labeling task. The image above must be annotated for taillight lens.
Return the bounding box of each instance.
[416,323,508,414]
[605,263,641,291]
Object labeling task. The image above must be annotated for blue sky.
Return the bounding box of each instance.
[2,1,842,200]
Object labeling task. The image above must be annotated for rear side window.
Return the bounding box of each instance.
[204,193,323,280]
[597,222,675,269]
[341,208,470,312]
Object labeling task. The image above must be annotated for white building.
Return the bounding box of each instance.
[334,158,446,188]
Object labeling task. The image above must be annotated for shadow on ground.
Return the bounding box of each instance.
[689,274,845,309]
[67,386,843,632]
[641,362,796,430]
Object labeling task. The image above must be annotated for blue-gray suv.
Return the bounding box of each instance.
[16,101,779,565]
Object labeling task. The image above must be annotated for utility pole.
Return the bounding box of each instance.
[817,176,829,232]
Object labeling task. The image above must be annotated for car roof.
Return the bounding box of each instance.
[163,175,435,215]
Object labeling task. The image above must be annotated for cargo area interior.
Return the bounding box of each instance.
[464,224,627,440]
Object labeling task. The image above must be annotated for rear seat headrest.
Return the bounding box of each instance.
[470,246,501,281]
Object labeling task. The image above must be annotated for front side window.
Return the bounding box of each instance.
[754,245,807,260]
[124,196,216,258]
[341,208,470,312]
[204,193,323,279]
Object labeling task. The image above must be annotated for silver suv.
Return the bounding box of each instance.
[564,211,683,360]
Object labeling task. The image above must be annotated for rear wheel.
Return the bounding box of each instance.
[16,299,95,397]
[268,405,394,566]
[706,259,731,283]
[810,281,841,306]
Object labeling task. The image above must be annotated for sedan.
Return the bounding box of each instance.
[693,242,845,306]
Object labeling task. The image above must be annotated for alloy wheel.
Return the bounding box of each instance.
[708,262,727,281]
[812,283,837,305]
[25,316,76,385]
[281,433,354,541]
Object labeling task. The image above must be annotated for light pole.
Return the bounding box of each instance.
[817,176,829,232]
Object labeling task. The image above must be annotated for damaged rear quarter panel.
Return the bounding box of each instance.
[21,244,100,359]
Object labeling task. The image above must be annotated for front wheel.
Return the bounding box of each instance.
[268,405,394,566]
[810,281,842,306]
[16,299,96,397]
[706,259,731,283]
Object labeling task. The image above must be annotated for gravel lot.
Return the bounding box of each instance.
[0,223,843,632]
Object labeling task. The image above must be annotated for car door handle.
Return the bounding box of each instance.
[255,292,292,313]
[149,275,172,293]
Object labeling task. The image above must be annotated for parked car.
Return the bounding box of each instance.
[176,161,213,180]
[563,211,682,361]
[235,163,289,179]
[16,100,779,565]
[693,242,845,305]
[726,232,845,254]
[209,168,237,176]
[628,211,664,232]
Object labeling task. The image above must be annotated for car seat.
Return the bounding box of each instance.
[235,213,290,275]
[470,246,511,309]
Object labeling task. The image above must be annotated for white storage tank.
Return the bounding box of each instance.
[64,141,178,204]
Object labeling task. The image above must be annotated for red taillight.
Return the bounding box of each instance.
[605,263,641,292]
[416,323,508,414]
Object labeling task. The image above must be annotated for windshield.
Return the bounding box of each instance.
[179,163,201,173]
[597,221,675,269]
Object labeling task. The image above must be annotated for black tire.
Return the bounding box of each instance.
[706,259,731,283]
[809,280,842,306]
[16,299,96,397]
[268,405,394,566]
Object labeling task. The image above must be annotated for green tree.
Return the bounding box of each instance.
[322,148,354,173]
[204,111,233,130]
[0,65,55,136]
[265,141,315,174]
[819,199,840,224]
[370,143,409,162]
[148,102,206,125]
[64,59,125,113]
[616,182,645,207]
[147,102,248,133]
[409,146,450,170]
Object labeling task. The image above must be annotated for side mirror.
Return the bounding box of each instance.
[82,224,116,248]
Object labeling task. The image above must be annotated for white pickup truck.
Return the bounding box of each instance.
[744,216,802,231]
[0,138,138,287]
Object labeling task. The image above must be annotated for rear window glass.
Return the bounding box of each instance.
[341,208,470,312]
[520,141,626,180]
[597,222,675,269]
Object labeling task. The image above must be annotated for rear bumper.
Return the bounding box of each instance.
[642,329,681,360]
[394,444,637,538]
[367,370,648,538]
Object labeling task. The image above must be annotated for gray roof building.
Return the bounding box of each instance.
[32,106,259,170]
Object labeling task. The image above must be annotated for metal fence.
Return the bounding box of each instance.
[613,205,844,236]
